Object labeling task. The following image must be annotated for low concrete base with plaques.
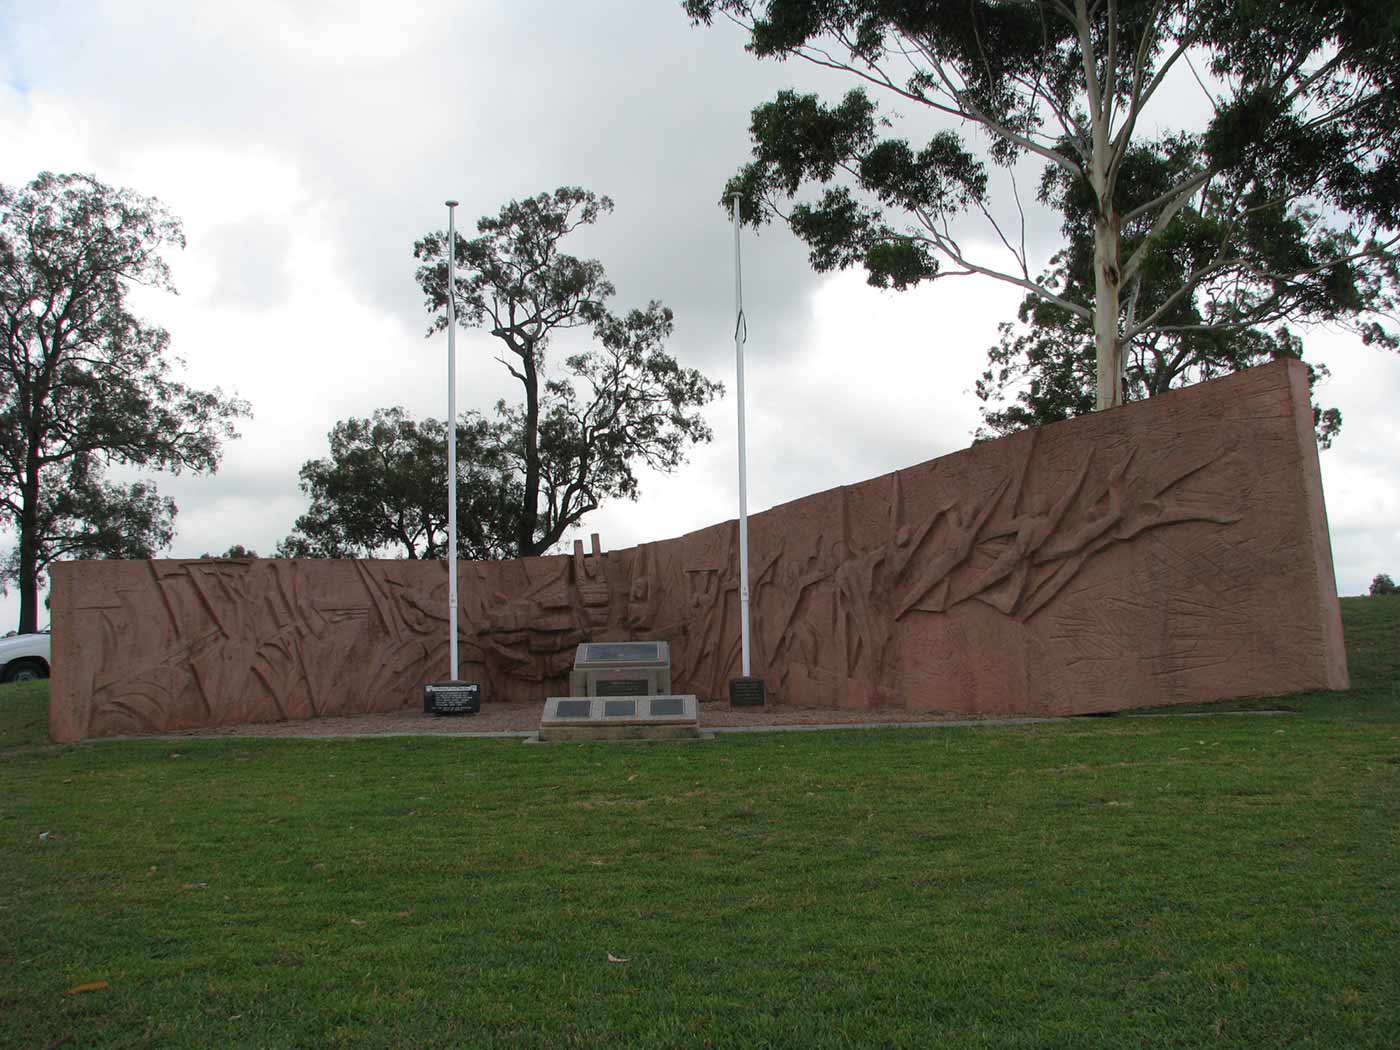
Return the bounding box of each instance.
[538,694,701,741]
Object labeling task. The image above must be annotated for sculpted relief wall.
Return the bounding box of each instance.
[50,360,1348,741]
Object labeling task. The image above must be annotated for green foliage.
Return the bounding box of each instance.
[414,189,721,557]
[688,0,1400,408]
[196,545,258,559]
[278,407,519,561]
[1371,573,1398,596]
[0,172,248,631]
[1,474,178,587]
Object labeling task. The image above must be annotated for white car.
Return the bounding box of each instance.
[0,631,50,683]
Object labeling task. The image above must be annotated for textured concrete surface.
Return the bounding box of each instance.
[537,723,704,742]
[51,360,1346,741]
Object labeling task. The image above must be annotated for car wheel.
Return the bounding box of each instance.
[2,659,48,683]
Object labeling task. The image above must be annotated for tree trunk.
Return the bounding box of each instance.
[518,347,543,557]
[1093,216,1123,411]
[1082,4,1124,414]
[17,457,41,634]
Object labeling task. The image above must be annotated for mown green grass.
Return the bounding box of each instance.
[1,598,1396,1048]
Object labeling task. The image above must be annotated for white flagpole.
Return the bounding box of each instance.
[445,200,460,681]
[731,194,751,678]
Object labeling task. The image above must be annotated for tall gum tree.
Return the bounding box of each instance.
[0,172,249,633]
[686,0,1399,410]
[414,188,722,558]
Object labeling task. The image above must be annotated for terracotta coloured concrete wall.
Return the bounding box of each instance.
[50,360,1347,741]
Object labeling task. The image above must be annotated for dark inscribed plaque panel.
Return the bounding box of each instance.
[728,677,767,707]
[582,642,662,664]
[555,700,592,719]
[423,683,481,715]
[603,700,637,718]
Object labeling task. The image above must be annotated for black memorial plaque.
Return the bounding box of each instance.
[649,697,685,717]
[728,676,767,707]
[582,642,663,664]
[555,699,592,719]
[423,682,480,715]
[603,699,637,718]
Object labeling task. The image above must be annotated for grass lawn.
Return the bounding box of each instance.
[1,598,1397,1049]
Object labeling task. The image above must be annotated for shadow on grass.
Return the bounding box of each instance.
[0,677,56,753]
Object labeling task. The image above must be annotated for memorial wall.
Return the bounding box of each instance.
[50,359,1347,741]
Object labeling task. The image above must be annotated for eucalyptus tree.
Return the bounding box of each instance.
[0,172,247,633]
[687,0,1399,410]
[414,188,722,558]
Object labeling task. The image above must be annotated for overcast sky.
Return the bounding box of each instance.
[1,0,1396,632]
